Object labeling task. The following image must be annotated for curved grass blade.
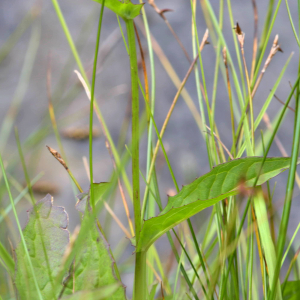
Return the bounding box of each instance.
[137,157,295,252]
[254,189,282,299]
[284,0,300,46]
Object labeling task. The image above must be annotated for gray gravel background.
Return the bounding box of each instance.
[1,0,300,297]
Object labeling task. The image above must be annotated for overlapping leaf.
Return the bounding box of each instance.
[15,189,125,300]
[136,157,294,252]
[282,281,300,300]
[63,186,126,299]
[15,194,69,300]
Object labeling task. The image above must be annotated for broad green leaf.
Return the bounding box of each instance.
[63,194,126,299]
[93,0,143,20]
[61,283,120,300]
[137,157,294,252]
[15,194,69,300]
[15,190,124,299]
[282,281,300,300]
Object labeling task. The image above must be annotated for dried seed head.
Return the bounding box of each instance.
[234,22,245,48]
[261,35,283,73]
[199,29,209,51]
[272,34,283,53]
[234,22,242,35]
[46,145,68,170]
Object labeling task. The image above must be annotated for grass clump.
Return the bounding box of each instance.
[0,0,300,299]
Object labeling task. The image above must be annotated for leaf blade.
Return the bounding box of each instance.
[137,157,294,252]
[282,281,300,300]
[63,195,126,300]
[15,194,69,300]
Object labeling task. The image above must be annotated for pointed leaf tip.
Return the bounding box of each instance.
[93,0,144,20]
[136,157,297,252]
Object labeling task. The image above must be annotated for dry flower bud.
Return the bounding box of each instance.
[262,35,283,73]
[234,22,245,48]
[234,22,242,35]
[46,145,68,170]
[272,35,283,54]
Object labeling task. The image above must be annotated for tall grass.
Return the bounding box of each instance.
[0,0,300,299]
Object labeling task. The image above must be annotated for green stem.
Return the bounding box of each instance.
[126,19,140,239]
[135,251,147,300]
[220,75,300,300]
[125,19,143,299]
[90,2,105,209]
[268,15,300,299]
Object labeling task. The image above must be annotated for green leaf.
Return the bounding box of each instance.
[61,284,121,300]
[75,182,110,213]
[282,281,300,300]
[149,283,158,300]
[137,157,294,252]
[15,194,69,300]
[93,0,143,20]
[94,182,111,202]
[15,190,124,299]
[63,195,126,299]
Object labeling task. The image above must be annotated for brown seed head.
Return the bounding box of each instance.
[234,22,245,48]
[46,145,68,170]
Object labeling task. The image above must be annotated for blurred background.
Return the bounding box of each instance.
[1,0,300,296]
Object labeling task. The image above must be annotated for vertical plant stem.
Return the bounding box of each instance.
[89,1,105,209]
[269,6,300,298]
[135,251,147,300]
[52,0,133,198]
[125,19,144,299]
[223,47,236,156]
[220,75,300,299]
